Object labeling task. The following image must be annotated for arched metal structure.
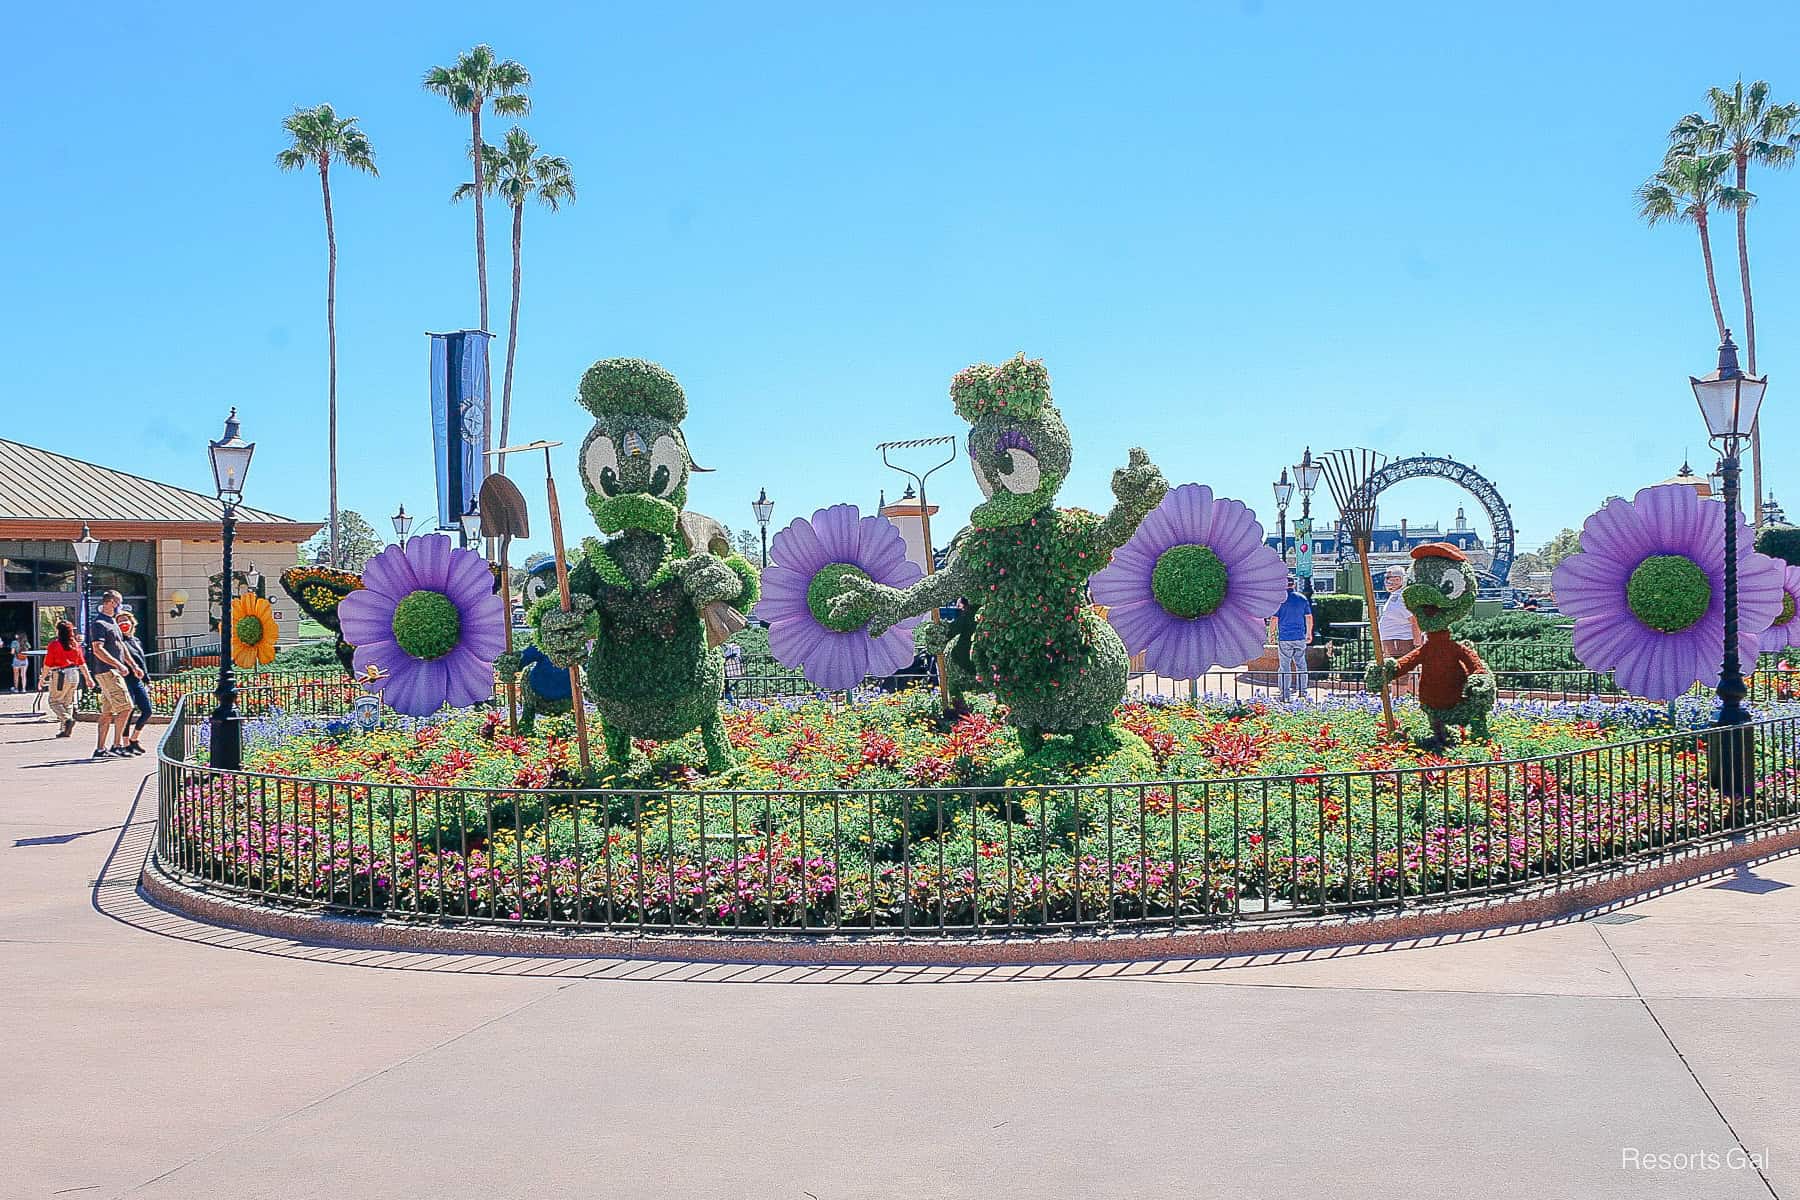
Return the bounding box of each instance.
[1339,454,1517,584]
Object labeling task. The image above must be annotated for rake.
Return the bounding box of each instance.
[877,434,960,713]
[1319,447,1397,737]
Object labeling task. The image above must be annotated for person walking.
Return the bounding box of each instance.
[41,620,93,737]
[1377,565,1422,697]
[85,590,138,758]
[1268,576,1314,701]
[10,633,28,692]
[116,609,154,755]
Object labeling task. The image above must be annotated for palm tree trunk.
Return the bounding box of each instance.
[470,103,492,499]
[1696,210,1728,343]
[472,104,488,333]
[320,157,339,569]
[500,202,522,474]
[1735,153,1763,529]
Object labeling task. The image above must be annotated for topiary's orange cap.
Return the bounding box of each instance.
[1410,541,1468,563]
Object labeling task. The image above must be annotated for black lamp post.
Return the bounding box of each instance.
[70,523,100,637]
[392,503,414,548]
[1692,331,1768,800]
[752,487,774,569]
[207,408,255,771]
[1272,469,1294,566]
[1293,447,1323,596]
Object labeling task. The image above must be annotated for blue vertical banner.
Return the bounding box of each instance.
[428,330,493,530]
[1294,516,1314,579]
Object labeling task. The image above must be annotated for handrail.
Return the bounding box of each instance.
[149,676,1800,938]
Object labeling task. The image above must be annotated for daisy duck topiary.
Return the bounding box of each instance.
[830,354,1169,754]
[531,359,759,772]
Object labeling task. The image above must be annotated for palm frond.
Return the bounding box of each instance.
[278,103,376,176]
[1718,183,1757,211]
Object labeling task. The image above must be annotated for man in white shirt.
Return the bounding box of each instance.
[1377,566,1422,696]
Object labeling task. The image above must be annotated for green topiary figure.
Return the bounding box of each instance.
[1364,543,1496,746]
[836,354,1168,754]
[531,359,760,772]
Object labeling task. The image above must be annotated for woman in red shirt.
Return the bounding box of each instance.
[42,620,94,738]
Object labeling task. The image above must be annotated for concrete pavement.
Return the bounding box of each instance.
[3,691,1795,1199]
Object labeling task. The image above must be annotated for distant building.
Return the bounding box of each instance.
[0,438,319,659]
[879,483,940,576]
[1658,460,1715,497]
[1268,505,1488,577]
[1763,494,1787,526]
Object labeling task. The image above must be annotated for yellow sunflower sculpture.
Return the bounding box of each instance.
[230,593,279,669]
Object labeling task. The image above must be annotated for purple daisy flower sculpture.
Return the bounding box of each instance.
[336,533,506,717]
[1090,483,1288,679]
[754,504,924,691]
[1553,484,1784,701]
[1758,563,1800,653]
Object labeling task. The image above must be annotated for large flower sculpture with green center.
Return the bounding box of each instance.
[1090,483,1287,679]
[1553,484,1784,701]
[337,533,505,716]
[756,504,924,690]
[1760,563,1800,653]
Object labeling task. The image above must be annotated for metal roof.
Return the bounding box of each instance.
[0,438,298,524]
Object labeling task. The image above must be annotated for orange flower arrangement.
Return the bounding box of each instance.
[230,593,279,669]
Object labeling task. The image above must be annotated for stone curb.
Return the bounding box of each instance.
[139,823,1800,967]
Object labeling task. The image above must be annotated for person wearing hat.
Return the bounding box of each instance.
[1377,563,1422,696]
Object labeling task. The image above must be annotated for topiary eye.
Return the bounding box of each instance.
[647,435,684,497]
[993,429,1041,495]
[583,434,621,497]
[1439,571,1468,600]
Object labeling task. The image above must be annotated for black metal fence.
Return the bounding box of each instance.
[153,689,1800,938]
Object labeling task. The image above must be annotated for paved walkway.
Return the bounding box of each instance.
[3,692,1795,1199]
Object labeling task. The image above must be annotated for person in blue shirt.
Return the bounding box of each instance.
[1267,577,1315,700]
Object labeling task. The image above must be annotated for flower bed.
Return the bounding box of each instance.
[157,691,1800,933]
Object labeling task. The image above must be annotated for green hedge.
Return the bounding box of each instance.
[1757,524,1800,568]
[1457,611,1571,645]
[1311,593,1363,644]
[271,641,343,671]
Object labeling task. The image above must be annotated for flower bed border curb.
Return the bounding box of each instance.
[139,823,1800,966]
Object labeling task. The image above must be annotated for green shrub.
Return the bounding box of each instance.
[272,641,344,671]
[1311,593,1363,644]
[1757,524,1800,567]
[1457,611,1571,645]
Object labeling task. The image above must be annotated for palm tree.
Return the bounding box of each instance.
[1669,81,1799,528]
[453,128,575,470]
[277,104,377,569]
[1637,152,1734,344]
[422,46,531,338]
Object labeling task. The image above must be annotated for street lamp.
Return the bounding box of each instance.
[71,523,100,637]
[392,503,414,546]
[1272,468,1294,566]
[244,563,263,596]
[459,502,482,550]
[1691,330,1767,800]
[1293,447,1323,595]
[207,408,255,771]
[751,487,774,569]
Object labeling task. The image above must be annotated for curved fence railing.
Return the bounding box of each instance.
[152,688,1800,938]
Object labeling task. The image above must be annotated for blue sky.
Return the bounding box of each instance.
[8,1,1800,567]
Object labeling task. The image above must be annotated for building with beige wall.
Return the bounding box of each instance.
[0,439,319,671]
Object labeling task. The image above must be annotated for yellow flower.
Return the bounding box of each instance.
[231,593,279,669]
